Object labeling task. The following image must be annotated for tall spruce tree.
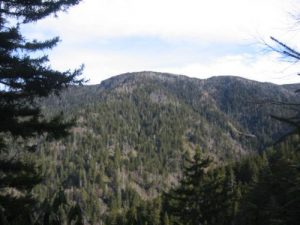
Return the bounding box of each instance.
[164,146,210,225]
[165,146,237,225]
[0,1,83,224]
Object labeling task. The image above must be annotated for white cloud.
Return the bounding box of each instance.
[48,45,300,84]
[160,53,300,84]
[21,0,300,84]
[24,0,299,43]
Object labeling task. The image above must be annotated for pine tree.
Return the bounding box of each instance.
[165,146,212,225]
[165,146,237,225]
[0,1,83,224]
[0,1,84,144]
[237,148,300,225]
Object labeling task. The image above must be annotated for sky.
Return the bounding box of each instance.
[22,0,300,84]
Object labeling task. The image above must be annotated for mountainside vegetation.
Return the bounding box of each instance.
[29,71,300,224]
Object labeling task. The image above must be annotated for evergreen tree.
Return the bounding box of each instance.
[165,146,237,225]
[237,148,300,225]
[36,189,84,225]
[0,159,42,225]
[0,0,83,224]
[166,147,228,225]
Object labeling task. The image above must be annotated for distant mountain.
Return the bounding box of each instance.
[45,71,297,156]
[39,71,299,218]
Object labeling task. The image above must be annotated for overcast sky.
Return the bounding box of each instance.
[22,0,300,84]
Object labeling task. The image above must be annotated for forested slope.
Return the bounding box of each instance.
[35,71,298,223]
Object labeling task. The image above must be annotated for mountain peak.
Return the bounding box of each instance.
[99,71,188,88]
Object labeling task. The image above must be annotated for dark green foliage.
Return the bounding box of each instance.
[164,146,239,225]
[0,0,83,224]
[237,147,300,225]
[105,193,162,225]
[0,159,42,224]
[0,1,83,143]
[32,189,84,225]
[161,142,300,225]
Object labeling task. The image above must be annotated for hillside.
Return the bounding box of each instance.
[44,71,296,155]
[37,71,299,222]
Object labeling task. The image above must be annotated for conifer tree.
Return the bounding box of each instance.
[237,148,300,225]
[165,146,236,225]
[0,0,84,143]
[0,0,83,224]
[165,146,212,225]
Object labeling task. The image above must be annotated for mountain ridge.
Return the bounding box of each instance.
[44,71,299,158]
[99,71,296,89]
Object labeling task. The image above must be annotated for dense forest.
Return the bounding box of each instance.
[18,72,299,224]
[1,1,300,225]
